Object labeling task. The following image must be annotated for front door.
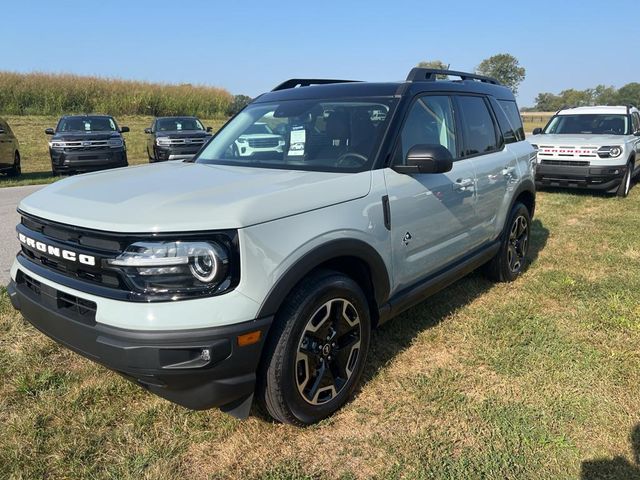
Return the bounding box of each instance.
[384,94,479,292]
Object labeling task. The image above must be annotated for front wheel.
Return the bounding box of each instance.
[616,162,633,198]
[483,202,531,282]
[258,270,371,426]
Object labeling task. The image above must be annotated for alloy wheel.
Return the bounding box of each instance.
[507,215,529,273]
[295,298,362,405]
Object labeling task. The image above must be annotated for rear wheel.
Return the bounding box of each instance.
[258,270,371,426]
[483,202,531,282]
[616,162,633,198]
[6,151,21,177]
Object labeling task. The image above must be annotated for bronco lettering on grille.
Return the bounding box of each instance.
[18,233,96,266]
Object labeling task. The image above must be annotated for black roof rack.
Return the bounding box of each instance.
[272,78,360,91]
[406,68,501,85]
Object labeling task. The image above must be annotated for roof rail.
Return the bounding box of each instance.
[272,78,360,91]
[406,68,501,85]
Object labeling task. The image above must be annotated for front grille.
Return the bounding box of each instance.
[59,140,110,149]
[19,214,127,291]
[162,137,207,146]
[248,138,279,148]
[16,270,97,324]
[541,159,590,167]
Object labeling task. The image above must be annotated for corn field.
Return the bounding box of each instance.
[0,71,233,117]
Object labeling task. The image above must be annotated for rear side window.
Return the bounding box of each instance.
[498,100,525,141]
[457,96,498,156]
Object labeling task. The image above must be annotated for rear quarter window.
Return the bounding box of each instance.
[498,100,525,141]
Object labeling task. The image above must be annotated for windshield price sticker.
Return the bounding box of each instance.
[288,126,305,156]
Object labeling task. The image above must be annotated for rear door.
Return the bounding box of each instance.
[384,94,480,291]
[455,95,516,244]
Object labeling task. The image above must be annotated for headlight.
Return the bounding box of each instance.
[236,137,248,143]
[156,137,172,146]
[49,141,66,149]
[530,144,538,151]
[107,240,231,297]
[609,146,622,158]
[108,138,123,148]
[597,146,623,158]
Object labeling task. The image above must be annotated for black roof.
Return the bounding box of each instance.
[256,69,515,104]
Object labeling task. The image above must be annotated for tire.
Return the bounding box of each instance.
[258,270,371,426]
[483,202,531,282]
[6,151,21,177]
[148,147,155,163]
[616,162,633,198]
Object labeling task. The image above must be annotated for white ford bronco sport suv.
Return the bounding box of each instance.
[8,69,536,426]
[532,105,640,197]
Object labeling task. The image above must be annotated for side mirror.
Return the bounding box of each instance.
[393,144,453,175]
[120,126,130,133]
[144,128,152,134]
[634,130,640,137]
[206,126,213,133]
[532,127,543,135]
[45,128,55,135]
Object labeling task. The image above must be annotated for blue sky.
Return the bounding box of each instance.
[2,0,637,107]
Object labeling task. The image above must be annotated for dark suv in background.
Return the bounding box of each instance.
[145,116,212,162]
[46,115,129,175]
[0,116,21,177]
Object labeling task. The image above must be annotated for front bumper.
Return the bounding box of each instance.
[535,162,627,191]
[7,272,273,416]
[153,145,202,162]
[50,148,128,173]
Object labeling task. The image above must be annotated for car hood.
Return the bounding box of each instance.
[19,162,372,232]
[52,132,122,141]
[531,134,628,146]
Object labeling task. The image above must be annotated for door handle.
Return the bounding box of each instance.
[453,178,474,190]
[502,166,516,176]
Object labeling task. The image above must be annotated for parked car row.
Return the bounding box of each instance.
[0,114,215,177]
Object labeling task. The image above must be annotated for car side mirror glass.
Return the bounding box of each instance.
[532,127,543,135]
[45,128,55,135]
[206,126,213,133]
[120,126,130,133]
[393,144,453,175]
[144,128,152,134]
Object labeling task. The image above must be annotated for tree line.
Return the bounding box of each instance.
[417,55,639,112]
[525,83,640,112]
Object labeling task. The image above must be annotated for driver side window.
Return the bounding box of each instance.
[395,95,457,165]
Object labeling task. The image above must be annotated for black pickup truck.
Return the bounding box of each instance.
[145,116,212,162]
[46,115,129,175]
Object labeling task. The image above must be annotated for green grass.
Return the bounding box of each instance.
[2,188,640,479]
[0,115,227,188]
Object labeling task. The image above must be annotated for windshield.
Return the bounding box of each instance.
[544,114,630,135]
[57,116,117,133]
[195,98,395,172]
[156,117,204,132]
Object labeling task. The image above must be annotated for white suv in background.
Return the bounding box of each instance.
[532,105,640,197]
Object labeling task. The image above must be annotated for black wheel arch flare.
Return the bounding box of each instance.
[256,239,391,319]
